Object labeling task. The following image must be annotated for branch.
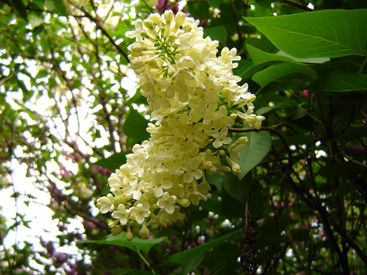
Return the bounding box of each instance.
[0,68,24,86]
[44,172,109,231]
[278,0,314,11]
[0,229,13,275]
[240,201,258,273]
[229,0,243,46]
[79,8,129,62]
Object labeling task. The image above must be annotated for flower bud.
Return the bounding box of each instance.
[219,150,226,156]
[236,136,248,144]
[178,198,190,207]
[230,113,237,120]
[148,14,162,27]
[175,12,186,27]
[111,225,122,236]
[139,222,150,239]
[225,155,241,175]
[126,226,133,241]
[164,10,174,22]
[143,20,155,31]
[108,219,119,228]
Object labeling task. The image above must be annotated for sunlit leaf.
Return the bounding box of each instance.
[123,108,150,140]
[125,88,148,105]
[94,152,129,171]
[245,9,367,58]
[204,26,227,46]
[48,0,67,16]
[276,50,330,64]
[35,69,48,79]
[247,44,301,66]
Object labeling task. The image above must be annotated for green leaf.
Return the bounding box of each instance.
[166,229,241,268]
[246,35,278,53]
[93,152,129,171]
[72,79,82,89]
[125,88,148,105]
[179,254,205,275]
[186,1,209,18]
[222,172,251,203]
[78,232,168,255]
[105,268,153,275]
[9,0,28,21]
[252,62,318,90]
[35,69,49,79]
[234,59,257,80]
[255,106,277,116]
[221,184,246,218]
[100,184,110,196]
[247,44,301,66]
[310,71,367,92]
[206,172,223,192]
[245,9,367,58]
[202,242,241,274]
[291,229,310,242]
[123,108,150,140]
[276,50,330,64]
[29,14,44,29]
[49,0,67,16]
[319,162,364,178]
[336,181,358,197]
[233,131,272,180]
[204,26,227,46]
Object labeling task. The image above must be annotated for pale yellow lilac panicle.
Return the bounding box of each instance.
[97,10,264,239]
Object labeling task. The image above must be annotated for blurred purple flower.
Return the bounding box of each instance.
[156,0,180,14]
[343,145,366,156]
[64,260,78,275]
[60,163,72,178]
[83,219,98,229]
[40,237,47,247]
[197,237,205,245]
[95,166,112,176]
[75,152,83,161]
[57,223,67,232]
[63,151,83,163]
[53,252,68,268]
[302,89,310,98]
[39,238,55,257]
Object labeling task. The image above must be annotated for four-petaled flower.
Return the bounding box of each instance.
[111,204,129,225]
[157,192,177,214]
[130,203,150,224]
[212,128,232,148]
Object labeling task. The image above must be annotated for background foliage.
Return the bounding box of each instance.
[1,0,367,274]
